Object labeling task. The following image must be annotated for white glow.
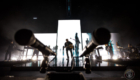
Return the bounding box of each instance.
[102,55,109,60]
[57,20,82,58]
[33,17,37,19]
[19,26,120,62]
[115,64,120,66]
[32,56,37,60]
[22,57,26,60]
[38,56,44,60]
[21,34,56,60]
[100,62,108,66]
[113,56,118,60]
[11,57,17,61]
[34,33,57,50]
[82,33,92,49]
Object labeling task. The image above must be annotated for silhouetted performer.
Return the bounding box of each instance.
[56,45,58,53]
[105,44,109,55]
[116,41,123,58]
[116,41,120,46]
[31,49,39,60]
[96,47,103,57]
[128,44,136,53]
[75,33,80,49]
[5,41,16,61]
[64,39,73,59]
[86,38,89,45]
[125,44,138,59]
[108,43,113,59]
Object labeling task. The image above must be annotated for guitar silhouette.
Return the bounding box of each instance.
[65,44,74,49]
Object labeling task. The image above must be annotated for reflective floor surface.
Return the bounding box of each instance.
[14,57,125,67]
[1,71,140,80]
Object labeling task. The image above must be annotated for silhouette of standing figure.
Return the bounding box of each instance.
[31,49,39,60]
[75,33,80,50]
[64,39,73,59]
[75,33,80,57]
[109,43,113,59]
[5,41,16,61]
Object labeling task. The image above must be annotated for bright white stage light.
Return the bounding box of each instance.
[32,56,37,60]
[113,56,118,60]
[57,20,82,58]
[38,56,44,60]
[102,55,109,60]
[11,57,17,61]
[22,57,26,60]
[82,33,92,49]
[113,57,118,60]
[21,33,57,61]
[34,33,57,49]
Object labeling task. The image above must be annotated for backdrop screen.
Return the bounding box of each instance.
[57,20,82,58]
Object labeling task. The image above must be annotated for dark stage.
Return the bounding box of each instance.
[1,58,140,80]
[0,0,140,80]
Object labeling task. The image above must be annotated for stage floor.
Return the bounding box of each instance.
[14,57,125,67]
[1,58,140,80]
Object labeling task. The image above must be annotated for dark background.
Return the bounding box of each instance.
[0,0,139,60]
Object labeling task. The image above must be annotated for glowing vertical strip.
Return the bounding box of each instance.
[57,20,82,59]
